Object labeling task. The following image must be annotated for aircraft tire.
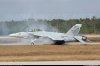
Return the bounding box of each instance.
[31,42,34,45]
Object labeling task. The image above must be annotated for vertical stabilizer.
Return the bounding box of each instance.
[66,24,82,36]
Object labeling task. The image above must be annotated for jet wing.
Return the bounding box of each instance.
[74,36,86,44]
[29,33,64,40]
[47,35,64,40]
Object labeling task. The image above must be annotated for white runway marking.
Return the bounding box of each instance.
[0,61,100,65]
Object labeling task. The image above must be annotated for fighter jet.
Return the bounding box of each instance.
[9,24,88,45]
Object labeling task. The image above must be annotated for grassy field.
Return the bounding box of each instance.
[0,44,100,61]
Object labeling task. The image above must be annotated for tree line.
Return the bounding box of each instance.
[0,16,100,35]
[47,16,100,34]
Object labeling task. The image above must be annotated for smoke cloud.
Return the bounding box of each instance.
[0,19,59,44]
[25,19,59,32]
[0,19,59,35]
[0,22,10,35]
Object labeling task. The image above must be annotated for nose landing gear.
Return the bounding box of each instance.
[31,42,34,45]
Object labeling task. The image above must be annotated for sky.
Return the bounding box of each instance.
[0,0,100,21]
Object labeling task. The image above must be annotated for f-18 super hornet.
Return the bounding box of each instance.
[9,24,88,45]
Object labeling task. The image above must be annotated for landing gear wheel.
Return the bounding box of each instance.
[31,42,34,45]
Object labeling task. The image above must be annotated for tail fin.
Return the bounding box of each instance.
[66,24,82,36]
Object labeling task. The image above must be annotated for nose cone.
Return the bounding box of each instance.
[9,33,19,37]
[9,34,16,37]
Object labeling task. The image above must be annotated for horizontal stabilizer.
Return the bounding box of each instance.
[74,36,86,44]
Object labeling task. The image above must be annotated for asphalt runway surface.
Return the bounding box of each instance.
[0,35,100,45]
[0,36,31,45]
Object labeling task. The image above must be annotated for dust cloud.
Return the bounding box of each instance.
[0,19,58,44]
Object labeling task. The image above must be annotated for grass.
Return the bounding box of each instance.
[0,44,100,61]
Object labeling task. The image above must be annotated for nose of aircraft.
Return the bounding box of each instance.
[9,33,20,37]
[9,34,16,37]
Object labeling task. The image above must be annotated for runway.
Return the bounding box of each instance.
[0,36,30,45]
[0,35,100,45]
